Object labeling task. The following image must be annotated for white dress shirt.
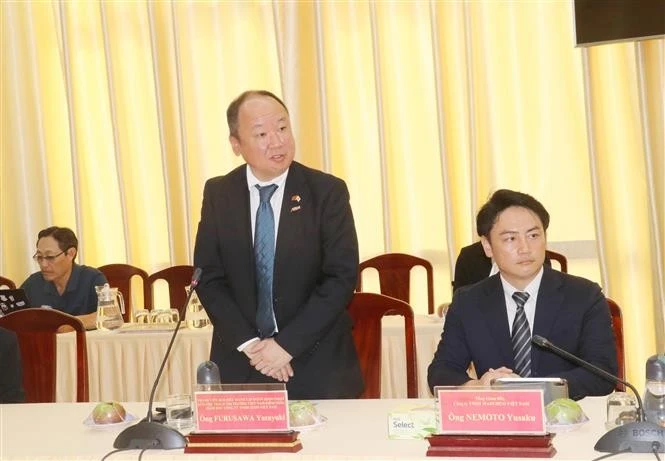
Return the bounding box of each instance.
[237,166,289,351]
[246,167,289,244]
[499,266,544,335]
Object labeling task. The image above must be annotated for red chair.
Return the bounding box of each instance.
[98,264,151,322]
[347,292,418,398]
[0,308,88,402]
[147,265,194,310]
[606,298,625,392]
[545,250,568,273]
[357,253,435,314]
[0,275,17,289]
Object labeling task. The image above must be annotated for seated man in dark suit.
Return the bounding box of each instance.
[0,326,25,403]
[429,189,616,400]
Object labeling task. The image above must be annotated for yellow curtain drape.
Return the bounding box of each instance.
[1,0,663,390]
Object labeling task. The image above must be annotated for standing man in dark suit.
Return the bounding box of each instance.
[194,90,363,399]
[428,189,616,400]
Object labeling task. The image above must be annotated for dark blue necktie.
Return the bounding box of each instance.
[511,291,532,377]
[254,184,278,338]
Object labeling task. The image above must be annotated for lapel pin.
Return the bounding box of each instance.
[290,206,302,213]
[291,195,301,203]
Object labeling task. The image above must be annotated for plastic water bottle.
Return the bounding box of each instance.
[644,354,665,427]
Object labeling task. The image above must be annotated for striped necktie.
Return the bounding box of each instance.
[254,184,278,338]
[511,291,532,377]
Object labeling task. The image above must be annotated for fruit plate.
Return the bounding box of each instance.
[290,415,327,432]
[546,416,589,433]
[83,413,138,430]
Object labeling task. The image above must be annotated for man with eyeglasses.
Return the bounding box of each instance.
[20,226,106,329]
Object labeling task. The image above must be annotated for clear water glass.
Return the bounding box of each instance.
[606,391,638,430]
[133,309,150,324]
[150,309,174,324]
[166,394,194,430]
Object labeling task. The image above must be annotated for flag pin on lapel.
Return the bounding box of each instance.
[290,195,302,212]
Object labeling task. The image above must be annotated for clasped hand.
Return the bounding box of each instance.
[465,366,519,387]
[245,338,294,383]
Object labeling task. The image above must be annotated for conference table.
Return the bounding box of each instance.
[1,396,658,460]
[56,314,445,402]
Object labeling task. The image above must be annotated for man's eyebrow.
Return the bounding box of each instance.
[497,226,542,236]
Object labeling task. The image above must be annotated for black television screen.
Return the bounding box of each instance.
[574,0,665,47]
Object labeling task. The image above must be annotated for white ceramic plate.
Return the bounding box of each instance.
[546,416,589,433]
[83,413,137,430]
[291,415,327,432]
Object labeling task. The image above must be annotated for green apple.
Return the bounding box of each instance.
[92,401,127,424]
[545,398,584,424]
[289,400,318,427]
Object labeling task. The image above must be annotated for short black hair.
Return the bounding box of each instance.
[37,226,78,259]
[476,189,550,238]
[226,90,289,139]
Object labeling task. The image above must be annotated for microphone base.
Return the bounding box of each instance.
[594,420,664,453]
[113,420,186,450]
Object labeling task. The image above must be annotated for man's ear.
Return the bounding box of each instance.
[65,247,77,261]
[229,135,241,156]
[480,236,493,258]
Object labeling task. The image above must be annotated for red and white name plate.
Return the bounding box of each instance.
[435,388,546,435]
[194,389,290,432]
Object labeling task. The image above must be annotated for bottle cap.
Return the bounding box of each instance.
[197,360,221,385]
[645,354,665,381]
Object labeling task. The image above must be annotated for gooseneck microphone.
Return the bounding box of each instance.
[532,335,646,420]
[114,267,203,450]
[532,335,664,454]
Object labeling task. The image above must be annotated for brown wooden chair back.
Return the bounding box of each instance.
[147,265,194,310]
[0,276,17,289]
[545,250,568,273]
[98,264,151,322]
[357,253,435,314]
[0,308,88,402]
[347,292,418,398]
[606,297,625,391]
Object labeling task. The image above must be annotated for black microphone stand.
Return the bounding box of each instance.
[532,335,664,454]
[114,268,202,450]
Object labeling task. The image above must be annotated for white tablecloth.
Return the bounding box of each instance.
[1,397,657,460]
[56,315,445,402]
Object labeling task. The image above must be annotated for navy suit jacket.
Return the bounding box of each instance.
[193,162,363,399]
[428,266,617,400]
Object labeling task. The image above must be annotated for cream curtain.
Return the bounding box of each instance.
[1,0,663,390]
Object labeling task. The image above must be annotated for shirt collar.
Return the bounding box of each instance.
[246,166,289,191]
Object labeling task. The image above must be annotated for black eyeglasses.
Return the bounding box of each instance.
[33,251,65,264]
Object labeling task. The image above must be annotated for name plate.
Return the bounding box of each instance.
[436,388,546,435]
[194,389,289,432]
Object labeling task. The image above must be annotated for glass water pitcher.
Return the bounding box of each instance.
[95,283,125,331]
[185,285,210,329]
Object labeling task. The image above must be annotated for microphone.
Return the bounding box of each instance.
[532,335,664,454]
[114,267,203,450]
